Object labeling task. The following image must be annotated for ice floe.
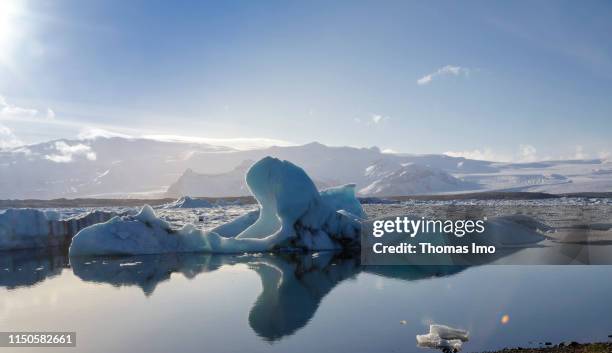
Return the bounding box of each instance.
[158,195,247,209]
[159,196,214,208]
[0,208,119,251]
[417,324,469,352]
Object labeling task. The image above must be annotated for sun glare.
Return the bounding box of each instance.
[0,0,25,65]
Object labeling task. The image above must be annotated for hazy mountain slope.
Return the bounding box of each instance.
[459,160,612,193]
[166,160,254,197]
[0,137,229,199]
[183,142,497,186]
[0,137,609,199]
[166,159,333,197]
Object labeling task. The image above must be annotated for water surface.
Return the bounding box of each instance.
[1,249,611,353]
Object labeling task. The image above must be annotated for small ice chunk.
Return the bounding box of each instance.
[430,324,469,341]
[416,324,469,352]
[159,196,213,209]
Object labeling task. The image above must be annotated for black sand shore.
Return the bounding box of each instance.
[479,342,612,353]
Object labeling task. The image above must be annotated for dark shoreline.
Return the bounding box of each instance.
[479,342,612,353]
[0,196,256,208]
[1,191,611,209]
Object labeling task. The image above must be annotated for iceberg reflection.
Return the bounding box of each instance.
[2,249,466,341]
[0,247,69,289]
[68,252,464,341]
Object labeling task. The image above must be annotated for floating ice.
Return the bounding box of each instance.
[210,210,260,238]
[160,196,213,209]
[0,208,118,251]
[416,324,469,352]
[320,184,366,219]
[69,157,363,256]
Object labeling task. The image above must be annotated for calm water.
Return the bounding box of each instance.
[1,249,612,353]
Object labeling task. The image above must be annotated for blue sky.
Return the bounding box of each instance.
[0,0,611,160]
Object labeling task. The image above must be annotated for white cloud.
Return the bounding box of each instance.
[78,128,293,150]
[445,144,540,162]
[355,114,391,126]
[444,148,510,162]
[141,134,294,150]
[45,141,96,163]
[0,95,37,118]
[0,123,22,149]
[572,145,587,159]
[417,65,471,85]
[518,144,537,162]
[444,144,608,163]
[371,114,385,124]
[78,128,133,140]
[0,95,55,121]
[556,145,602,161]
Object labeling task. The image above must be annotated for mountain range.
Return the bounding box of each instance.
[0,137,610,199]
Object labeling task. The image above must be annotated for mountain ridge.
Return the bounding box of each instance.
[0,137,610,199]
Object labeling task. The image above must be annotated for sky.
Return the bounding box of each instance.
[0,0,611,161]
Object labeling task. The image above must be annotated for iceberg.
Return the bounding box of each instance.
[0,208,119,251]
[69,157,364,256]
[159,196,213,209]
[416,324,469,352]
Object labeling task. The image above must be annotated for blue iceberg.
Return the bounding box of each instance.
[69,157,364,256]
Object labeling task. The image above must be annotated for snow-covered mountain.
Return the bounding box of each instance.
[0,137,610,199]
[0,137,229,199]
[458,159,612,193]
[359,163,476,196]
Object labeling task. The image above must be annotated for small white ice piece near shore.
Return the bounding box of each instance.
[416,324,469,352]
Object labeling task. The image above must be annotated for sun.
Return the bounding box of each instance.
[0,0,25,66]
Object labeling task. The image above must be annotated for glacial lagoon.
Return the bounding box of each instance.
[2,248,611,353]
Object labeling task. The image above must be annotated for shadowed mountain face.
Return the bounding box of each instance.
[166,160,255,198]
[166,160,332,198]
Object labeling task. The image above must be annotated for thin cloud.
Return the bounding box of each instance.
[444,144,607,162]
[0,123,22,149]
[444,148,510,162]
[417,65,471,85]
[371,114,386,124]
[518,144,537,162]
[0,95,55,121]
[44,141,97,163]
[445,144,538,162]
[353,114,391,127]
[141,134,295,150]
[78,128,133,140]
